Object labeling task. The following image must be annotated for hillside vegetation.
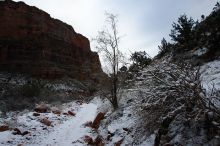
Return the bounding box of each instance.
[0,2,220,146]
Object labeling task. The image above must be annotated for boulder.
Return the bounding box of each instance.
[40,118,52,126]
[22,131,30,136]
[13,128,30,136]
[0,125,9,132]
[34,102,49,113]
[92,112,105,129]
[51,107,61,115]
[68,111,76,116]
[13,128,22,135]
[63,112,69,115]
[33,113,40,117]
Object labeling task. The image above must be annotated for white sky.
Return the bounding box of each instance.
[14,0,218,58]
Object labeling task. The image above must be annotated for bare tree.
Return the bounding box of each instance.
[94,13,123,109]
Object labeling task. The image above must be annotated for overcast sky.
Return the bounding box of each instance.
[14,0,218,58]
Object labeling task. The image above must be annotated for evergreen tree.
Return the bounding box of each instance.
[170,14,195,52]
[156,38,172,58]
[213,2,220,12]
[130,51,151,69]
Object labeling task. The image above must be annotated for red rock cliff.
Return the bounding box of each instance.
[0,0,103,80]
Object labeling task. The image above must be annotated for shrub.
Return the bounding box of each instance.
[20,83,41,97]
[137,59,220,144]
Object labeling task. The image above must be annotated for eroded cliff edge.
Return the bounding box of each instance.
[0,0,103,81]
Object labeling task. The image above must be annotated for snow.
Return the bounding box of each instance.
[140,134,155,146]
[95,88,156,146]
[49,84,75,91]
[0,102,98,146]
[46,83,82,92]
[36,103,97,146]
[1,58,220,146]
[192,47,208,56]
[200,59,220,91]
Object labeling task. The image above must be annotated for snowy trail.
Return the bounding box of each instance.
[32,103,97,146]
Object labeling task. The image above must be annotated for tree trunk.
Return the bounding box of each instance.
[112,41,118,109]
[112,75,118,109]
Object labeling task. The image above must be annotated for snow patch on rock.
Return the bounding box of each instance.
[200,59,220,91]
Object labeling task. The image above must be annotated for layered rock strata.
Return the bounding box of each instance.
[0,0,103,81]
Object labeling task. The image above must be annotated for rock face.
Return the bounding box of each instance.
[0,0,103,80]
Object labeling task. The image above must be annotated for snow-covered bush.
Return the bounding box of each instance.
[137,57,220,145]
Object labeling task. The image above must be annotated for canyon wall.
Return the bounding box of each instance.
[0,0,103,81]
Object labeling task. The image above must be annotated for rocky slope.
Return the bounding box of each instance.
[94,57,220,146]
[0,0,103,81]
